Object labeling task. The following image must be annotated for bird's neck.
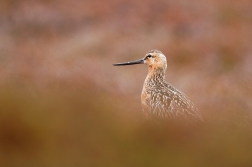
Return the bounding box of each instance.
[144,68,166,87]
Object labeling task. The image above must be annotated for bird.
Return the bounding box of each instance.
[113,50,203,123]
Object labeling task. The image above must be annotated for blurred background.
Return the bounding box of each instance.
[0,0,252,166]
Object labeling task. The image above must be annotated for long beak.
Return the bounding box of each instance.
[113,58,145,66]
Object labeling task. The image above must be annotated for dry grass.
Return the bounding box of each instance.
[0,0,252,166]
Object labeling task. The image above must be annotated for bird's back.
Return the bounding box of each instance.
[141,81,203,122]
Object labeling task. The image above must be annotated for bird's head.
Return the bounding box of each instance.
[113,50,167,71]
[144,50,167,70]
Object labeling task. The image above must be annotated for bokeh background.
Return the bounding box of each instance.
[1,0,252,166]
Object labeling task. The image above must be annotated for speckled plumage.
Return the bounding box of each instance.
[114,50,203,122]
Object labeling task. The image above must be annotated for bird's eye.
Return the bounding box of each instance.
[147,54,152,58]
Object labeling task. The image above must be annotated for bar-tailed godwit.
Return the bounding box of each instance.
[113,50,203,122]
